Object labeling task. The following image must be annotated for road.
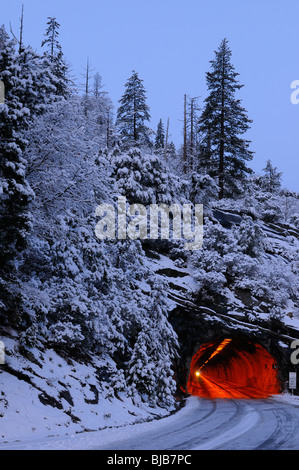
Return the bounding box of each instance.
[1,396,299,450]
[100,397,299,450]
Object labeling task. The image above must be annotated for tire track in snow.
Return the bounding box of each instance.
[105,398,217,450]
[169,399,247,450]
[192,401,259,450]
[255,407,296,450]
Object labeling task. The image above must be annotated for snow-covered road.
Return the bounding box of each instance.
[2,395,299,450]
[100,397,299,450]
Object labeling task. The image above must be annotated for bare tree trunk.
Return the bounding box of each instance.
[184,94,187,173]
[85,57,91,95]
[19,4,24,54]
[107,109,110,148]
[165,118,169,161]
[190,98,195,173]
[190,98,194,153]
[9,4,25,54]
[83,58,93,117]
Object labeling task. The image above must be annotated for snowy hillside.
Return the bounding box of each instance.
[0,330,178,444]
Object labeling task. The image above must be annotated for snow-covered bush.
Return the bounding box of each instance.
[111,147,176,206]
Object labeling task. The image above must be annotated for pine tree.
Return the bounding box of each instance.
[198,38,253,198]
[92,72,115,148]
[148,279,179,407]
[116,71,151,147]
[189,173,219,216]
[0,28,34,323]
[127,328,157,401]
[154,118,165,150]
[0,26,63,326]
[126,279,178,407]
[17,46,56,115]
[261,159,282,194]
[111,147,174,205]
[41,17,70,98]
[93,72,103,98]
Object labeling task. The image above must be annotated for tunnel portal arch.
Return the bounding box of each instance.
[186,335,281,398]
[169,306,294,399]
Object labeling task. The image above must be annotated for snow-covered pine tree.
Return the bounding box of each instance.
[248,163,283,223]
[17,45,56,115]
[148,279,179,407]
[90,72,115,148]
[0,26,54,325]
[41,17,70,98]
[261,159,282,194]
[41,219,117,350]
[154,119,165,151]
[165,141,181,175]
[111,147,174,205]
[127,327,157,403]
[21,88,157,361]
[126,278,178,407]
[236,216,265,258]
[18,88,115,341]
[189,173,219,216]
[116,71,151,148]
[198,38,253,198]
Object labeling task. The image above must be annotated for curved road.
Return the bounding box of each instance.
[101,397,299,450]
[1,396,299,450]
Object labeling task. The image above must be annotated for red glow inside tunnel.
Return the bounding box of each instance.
[187,337,281,399]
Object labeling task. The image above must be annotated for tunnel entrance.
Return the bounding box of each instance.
[186,337,281,399]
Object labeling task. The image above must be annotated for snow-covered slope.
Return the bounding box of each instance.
[0,329,177,444]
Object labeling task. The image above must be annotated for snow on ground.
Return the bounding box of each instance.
[2,393,299,450]
[270,392,299,407]
[0,333,176,448]
[145,252,199,296]
[0,396,197,450]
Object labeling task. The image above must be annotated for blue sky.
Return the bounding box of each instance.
[2,0,299,191]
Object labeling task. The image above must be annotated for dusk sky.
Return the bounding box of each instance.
[2,0,299,191]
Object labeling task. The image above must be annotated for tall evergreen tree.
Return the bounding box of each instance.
[0,29,33,323]
[126,279,178,407]
[261,159,282,194]
[155,118,165,150]
[41,17,70,98]
[198,38,253,198]
[116,71,151,147]
[0,26,56,325]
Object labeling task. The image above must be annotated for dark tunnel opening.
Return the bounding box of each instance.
[186,337,281,399]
